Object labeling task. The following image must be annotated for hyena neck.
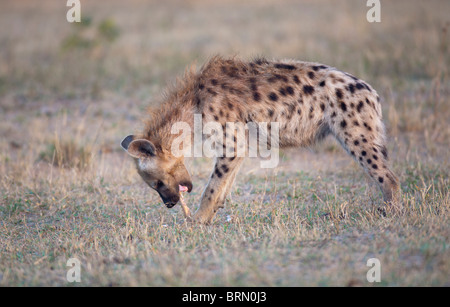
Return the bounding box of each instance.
[142,87,197,154]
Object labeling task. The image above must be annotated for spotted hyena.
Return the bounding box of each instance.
[121,56,400,224]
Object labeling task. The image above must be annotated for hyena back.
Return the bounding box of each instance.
[121,56,400,224]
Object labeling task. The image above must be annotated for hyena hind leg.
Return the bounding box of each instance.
[332,131,400,207]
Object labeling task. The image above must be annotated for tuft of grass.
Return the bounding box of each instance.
[38,137,93,170]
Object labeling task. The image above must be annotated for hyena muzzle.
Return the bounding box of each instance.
[121,56,400,224]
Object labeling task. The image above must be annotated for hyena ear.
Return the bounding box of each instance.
[126,139,156,159]
[121,135,135,151]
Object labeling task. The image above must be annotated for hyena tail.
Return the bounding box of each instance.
[325,88,400,206]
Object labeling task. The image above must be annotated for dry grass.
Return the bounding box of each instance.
[0,0,449,286]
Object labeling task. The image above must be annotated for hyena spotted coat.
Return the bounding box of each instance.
[121,56,400,224]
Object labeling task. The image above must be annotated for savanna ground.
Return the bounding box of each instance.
[0,0,449,287]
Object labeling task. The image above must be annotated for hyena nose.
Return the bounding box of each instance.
[165,202,176,208]
[164,194,180,208]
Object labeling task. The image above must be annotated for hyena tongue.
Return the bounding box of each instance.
[179,185,188,192]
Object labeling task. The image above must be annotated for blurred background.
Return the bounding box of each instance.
[0,0,449,286]
[0,0,448,159]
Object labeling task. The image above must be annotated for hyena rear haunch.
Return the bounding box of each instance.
[121,56,400,224]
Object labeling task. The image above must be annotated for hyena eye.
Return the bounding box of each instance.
[149,180,163,190]
[156,180,164,189]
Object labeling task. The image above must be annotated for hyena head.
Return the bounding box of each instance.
[121,135,193,208]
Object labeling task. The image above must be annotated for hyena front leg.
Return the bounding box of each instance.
[193,156,244,224]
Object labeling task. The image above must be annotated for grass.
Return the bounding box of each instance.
[0,0,449,286]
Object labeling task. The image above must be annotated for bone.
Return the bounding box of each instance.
[179,185,192,218]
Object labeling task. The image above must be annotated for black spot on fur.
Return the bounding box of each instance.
[320,103,325,111]
[275,63,296,70]
[357,101,364,113]
[309,106,314,119]
[340,120,347,128]
[331,111,336,118]
[286,86,294,96]
[221,164,229,173]
[348,83,355,94]
[355,82,365,90]
[199,83,205,90]
[336,89,343,99]
[279,87,287,96]
[345,72,358,81]
[268,109,274,117]
[313,65,327,71]
[207,88,217,96]
[378,177,384,183]
[340,102,347,112]
[211,79,218,86]
[215,168,223,178]
[268,92,278,101]
[287,102,296,114]
[362,82,371,92]
[362,150,367,156]
[354,140,360,146]
[303,85,315,95]
[308,71,315,79]
[372,164,378,169]
[381,146,388,159]
[293,75,301,84]
[319,80,326,87]
[268,74,288,83]
[253,92,261,102]
[226,66,239,78]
